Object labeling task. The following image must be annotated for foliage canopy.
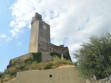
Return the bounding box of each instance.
[75,33,111,80]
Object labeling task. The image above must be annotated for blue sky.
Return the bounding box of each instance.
[0,0,111,72]
[0,0,30,72]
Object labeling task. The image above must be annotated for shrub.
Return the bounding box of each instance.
[8,69,18,76]
[32,52,42,62]
[24,58,33,64]
[44,63,53,69]
[16,63,25,70]
[53,56,71,66]
[28,62,37,70]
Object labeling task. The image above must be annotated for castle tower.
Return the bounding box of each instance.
[9,12,70,64]
[29,13,50,53]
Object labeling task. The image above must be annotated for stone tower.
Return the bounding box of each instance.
[29,13,50,53]
[28,12,70,61]
[9,12,70,63]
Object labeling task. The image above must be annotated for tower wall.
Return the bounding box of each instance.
[29,20,39,53]
[29,13,50,53]
[38,21,50,52]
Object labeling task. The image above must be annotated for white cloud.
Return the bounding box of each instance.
[0,34,8,42]
[0,34,7,38]
[0,34,12,42]
[10,0,111,60]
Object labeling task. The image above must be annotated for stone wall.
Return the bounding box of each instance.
[6,67,85,83]
[49,43,69,55]
[9,53,33,65]
[42,52,53,62]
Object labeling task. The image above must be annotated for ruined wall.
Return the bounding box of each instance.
[6,67,85,83]
[42,52,53,62]
[9,53,33,65]
[49,43,69,55]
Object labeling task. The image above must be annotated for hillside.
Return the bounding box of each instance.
[0,56,73,82]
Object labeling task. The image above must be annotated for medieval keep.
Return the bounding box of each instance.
[11,13,70,62]
[28,13,70,61]
[29,13,69,54]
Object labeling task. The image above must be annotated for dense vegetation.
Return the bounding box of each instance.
[75,33,111,80]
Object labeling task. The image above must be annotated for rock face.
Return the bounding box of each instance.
[6,67,85,83]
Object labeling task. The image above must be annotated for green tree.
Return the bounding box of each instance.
[75,33,111,80]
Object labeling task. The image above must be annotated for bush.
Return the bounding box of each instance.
[16,63,25,70]
[32,52,42,62]
[44,63,53,69]
[28,62,37,70]
[75,33,111,79]
[24,58,33,64]
[8,69,18,76]
[53,56,71,66]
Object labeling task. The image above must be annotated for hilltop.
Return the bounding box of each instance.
[0,54,72,82]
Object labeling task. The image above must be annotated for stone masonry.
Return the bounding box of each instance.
[9,13,70,63]
[29,13,69,55]
[28,13,70,61]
